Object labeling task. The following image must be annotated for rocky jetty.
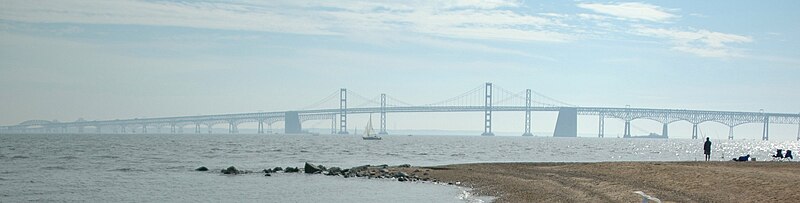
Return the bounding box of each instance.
[201,163,439,183]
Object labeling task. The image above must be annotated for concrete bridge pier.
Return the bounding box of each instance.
[762,116,770,141]
[661,123,669,138]
[142,125,147,134]
[691,124,698,139]
[170,124,176,134]
[597,114,605,138]
[257,120,264,134]
[228,121,238,134]
[623,120,631,138]
[195,123,200,134]
[285,111,301,134]
[728,126,735,140]
[553,107,577,137]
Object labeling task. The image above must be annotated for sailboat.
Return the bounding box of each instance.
[362,114,381,140]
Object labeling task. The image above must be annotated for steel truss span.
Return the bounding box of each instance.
[2,83,799,141]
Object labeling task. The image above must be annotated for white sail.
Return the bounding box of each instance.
[362,114,381,140]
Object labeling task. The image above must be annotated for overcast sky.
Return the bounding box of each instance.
[1,1,799,139]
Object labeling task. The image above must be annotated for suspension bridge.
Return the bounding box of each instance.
[2,82,799,141]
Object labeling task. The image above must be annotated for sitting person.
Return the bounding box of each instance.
[772,149,784,160]
[733,154,750,162]
[786,150,793,160]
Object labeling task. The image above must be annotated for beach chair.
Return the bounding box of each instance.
[772,149,784,161]
[785,150,793,161]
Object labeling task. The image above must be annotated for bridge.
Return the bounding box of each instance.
[2,83,799,141]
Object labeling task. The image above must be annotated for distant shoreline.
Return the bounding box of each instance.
[388,161,800,202]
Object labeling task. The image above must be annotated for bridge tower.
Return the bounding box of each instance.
[338,88,349,134]
[691,123,698,139]
[379,93,388,135]
[481,82,494,136]
[762,115,770,141]
[331,116,336,134]
[170,123,176,134]
[195,123,201,134]
[522,89,533,136]
[598,113,604,138]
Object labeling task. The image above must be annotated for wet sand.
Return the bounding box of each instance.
[393,162,800,202]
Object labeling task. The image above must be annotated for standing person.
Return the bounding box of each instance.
[703,137,712,161]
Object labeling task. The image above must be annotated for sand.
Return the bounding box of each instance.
[391,162,800,202]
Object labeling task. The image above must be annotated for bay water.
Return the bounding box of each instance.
[1,134,797,202]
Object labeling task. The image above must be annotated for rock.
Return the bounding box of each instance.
[221,166,240,174]
[326,167,342,176]
[284,167,300,173]
[398,177,408,182]
[394,172,409,178]
[264,173,271,176]
[195,166,209,171]
[263,169,273,173]
[318,165,327,171]
[304,162,322,174]
[379,169,389,173]
[398,164,411,168]
[273,167,283,172]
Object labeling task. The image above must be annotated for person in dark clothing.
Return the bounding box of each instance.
[703,137,712,161]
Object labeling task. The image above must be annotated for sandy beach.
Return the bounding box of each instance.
[391,162,800,202]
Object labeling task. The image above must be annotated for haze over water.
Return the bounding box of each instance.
[2,133,797,202]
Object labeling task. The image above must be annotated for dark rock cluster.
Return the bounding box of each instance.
[200,162,441,183]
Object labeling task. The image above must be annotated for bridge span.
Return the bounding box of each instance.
[2,83,799,141]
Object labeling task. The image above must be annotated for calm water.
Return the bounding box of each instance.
[1,134,797,202]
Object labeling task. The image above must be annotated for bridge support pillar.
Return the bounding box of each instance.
[762,116,770,141]
[622,120,631,138]
[120,126,126,134]
[142,125,147,134]
[692,124,698,139]
[728,126,735,140]
[553,107,577,137]
[661,123,669,138]
[331,117,336,134]
[170,124,176,134]
[598,114,605,138]
[522,89,533,136]
[285,111,302,134]
[258,120,265,134]
[338,88,349,134]
[379,93,388,135]
[482,82,494,136]
[623,120,631,138]
[228,121,238,134]
[195,123,200,134]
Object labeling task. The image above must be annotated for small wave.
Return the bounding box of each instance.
[385,153,400,156]
[109,168,145,172]
[300,150,310,153]
[417,152,428,155]
[11,155,29,159]
[96,155,120,159]
[450,153,466,157]
[41,166,67,170]
[59,156,79,160]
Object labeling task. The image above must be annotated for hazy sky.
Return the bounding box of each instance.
[1,1,799,139]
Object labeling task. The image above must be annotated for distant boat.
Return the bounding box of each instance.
[362,114,381,140]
